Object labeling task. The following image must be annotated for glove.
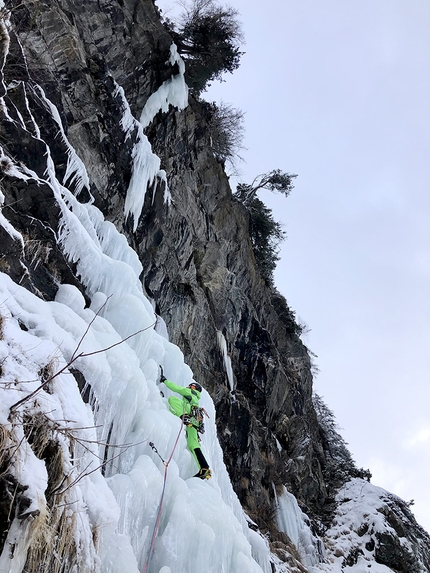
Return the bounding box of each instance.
[160,375,167,384]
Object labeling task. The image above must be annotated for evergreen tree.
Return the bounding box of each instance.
[313,393,372,489]
[166,0,244,93]
[235,170,296,285]
[235,170,296,206]
[247,196,284,286]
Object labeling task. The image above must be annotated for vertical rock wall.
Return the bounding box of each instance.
[137,96,327,521]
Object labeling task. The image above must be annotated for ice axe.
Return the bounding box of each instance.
[159,365,165,396]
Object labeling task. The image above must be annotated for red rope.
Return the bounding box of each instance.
[142,418,184,573]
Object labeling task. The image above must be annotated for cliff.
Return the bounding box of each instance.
[0,1,429,572]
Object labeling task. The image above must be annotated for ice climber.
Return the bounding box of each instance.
[160,372,212,480]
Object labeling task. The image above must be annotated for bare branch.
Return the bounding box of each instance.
[70,295,112,363]
[9,321,156,412]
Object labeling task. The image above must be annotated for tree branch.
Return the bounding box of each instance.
[9,321,156,413]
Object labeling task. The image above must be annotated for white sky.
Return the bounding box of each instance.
[156,0,430,533]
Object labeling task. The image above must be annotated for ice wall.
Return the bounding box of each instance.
[0,52,270,573]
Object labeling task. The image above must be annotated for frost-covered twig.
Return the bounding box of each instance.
[65,431,143,463]
[53,441,137,496]
[9,320,156,412]
[70,295,112,363]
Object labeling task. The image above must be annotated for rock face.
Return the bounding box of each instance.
[138,95,327,521]
[0,1,429,571]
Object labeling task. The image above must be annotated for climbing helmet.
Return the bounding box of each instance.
[189,382,202,393]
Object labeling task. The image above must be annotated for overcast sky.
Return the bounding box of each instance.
[156,0,430,532]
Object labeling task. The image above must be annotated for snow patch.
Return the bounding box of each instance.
[313,478,414,573]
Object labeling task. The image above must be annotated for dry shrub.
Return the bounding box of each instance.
[37,359,57,395]
[0,154,13,172]
[0,424,25,554]
[25,503,78,573]
[23,413,66,502]
[23,236,52,267]
[3,410,96,572]
[270,538,310,573]
[20,414,82,572]
[0,311,4,340]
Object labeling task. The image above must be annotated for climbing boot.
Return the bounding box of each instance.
[194,468,212,480]
[197,421,205,434]
[193,448,211,479]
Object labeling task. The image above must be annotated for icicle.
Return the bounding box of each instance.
[274,486,322,568]
[139,44,188,129]
[114,82,162,232]
[34,86,91,196]
[119,43,187,231]
[217,331,235,392]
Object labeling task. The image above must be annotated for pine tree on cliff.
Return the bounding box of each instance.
[235,170,297,207]
[163,0,244,92]
[235,170,297,286]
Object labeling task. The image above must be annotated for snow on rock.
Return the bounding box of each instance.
[35,85,90,195]
[0,13,10,98]
[0,187,24,245]
[313,478,423,573]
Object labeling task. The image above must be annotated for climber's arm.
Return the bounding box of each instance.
[163,379,192,399]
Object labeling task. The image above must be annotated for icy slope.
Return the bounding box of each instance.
[0,271,269,573]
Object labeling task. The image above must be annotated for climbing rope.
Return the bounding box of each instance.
[142,417,185,573]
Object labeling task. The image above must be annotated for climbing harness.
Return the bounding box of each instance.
[189,405,210,434]
[142,418,185,573]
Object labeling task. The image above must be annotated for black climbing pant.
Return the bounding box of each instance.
[194,447,209,470]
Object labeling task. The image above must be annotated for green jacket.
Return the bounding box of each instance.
[164,379,201,415]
